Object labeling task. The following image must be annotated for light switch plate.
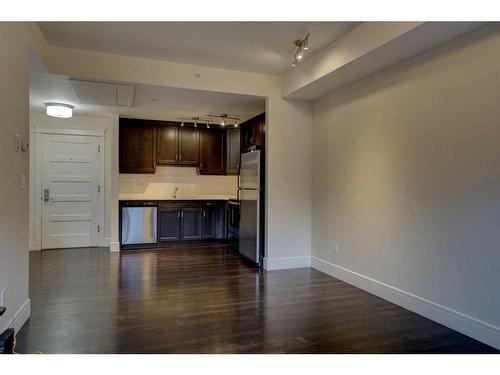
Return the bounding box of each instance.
[332,243,339,255]
[279,179,286,191]
[20,174,26,190]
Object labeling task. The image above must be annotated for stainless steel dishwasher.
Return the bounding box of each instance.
[121,201,158,247]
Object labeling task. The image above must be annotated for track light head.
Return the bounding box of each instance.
[291,33,310,67]
[303,34,309,50]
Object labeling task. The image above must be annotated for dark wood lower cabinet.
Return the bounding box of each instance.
[181,207,203,240]
[157,200,226,243]
[159,208,181,241]
[202,203,218,239]
[227,202,240,237]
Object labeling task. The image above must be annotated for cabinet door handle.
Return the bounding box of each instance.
[179,154,182,161]
[181,211,184,218]
[203,211,206,218]
[177,211,180,218]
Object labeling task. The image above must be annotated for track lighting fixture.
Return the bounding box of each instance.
[291,33,310,68]
[178,114,240,128]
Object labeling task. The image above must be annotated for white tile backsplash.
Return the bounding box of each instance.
[120,166,238,198]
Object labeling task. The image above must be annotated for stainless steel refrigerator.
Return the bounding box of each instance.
[238,150,264,265]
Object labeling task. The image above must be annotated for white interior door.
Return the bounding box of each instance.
[41,133,100,249]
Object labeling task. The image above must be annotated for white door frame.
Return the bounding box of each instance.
[33,125,107,250]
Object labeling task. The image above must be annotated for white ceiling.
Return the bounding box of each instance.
[29,73,265,122]
[38,22,359,75]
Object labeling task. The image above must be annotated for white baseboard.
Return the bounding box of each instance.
[2,298,30,334]
[103,237,111,247]
[110,241,120,252]
[311,256,500,350]
[264,256,311,270]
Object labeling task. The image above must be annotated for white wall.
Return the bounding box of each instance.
[29,112,117,250]
[311,25,500,348]
[0,23,31,332]
[46,47,313,269]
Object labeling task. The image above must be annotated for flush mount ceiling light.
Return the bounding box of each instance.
[291,33,310,68]
[46,103,74,118]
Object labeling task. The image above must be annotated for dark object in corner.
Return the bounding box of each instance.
[0,328,15,354]
[0,306,5,316]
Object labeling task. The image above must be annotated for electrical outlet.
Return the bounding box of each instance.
[0,288,5,306]
[332,243,339,255]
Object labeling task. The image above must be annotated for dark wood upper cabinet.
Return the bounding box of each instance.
[119,119,156,173]
[240,113,265,153]
[199,128,225,175]
[156,123,179,165]
[226,128,240,175]
[179,126,200,166]
[120,116,264,175]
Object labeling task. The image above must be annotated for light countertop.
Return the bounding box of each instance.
[119,193,236,201]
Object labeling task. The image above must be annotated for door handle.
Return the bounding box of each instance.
[43,188,50,202]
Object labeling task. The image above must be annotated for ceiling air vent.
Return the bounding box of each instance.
[70,78,136,107]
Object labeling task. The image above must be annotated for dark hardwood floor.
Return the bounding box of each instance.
[16,245,497,354]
